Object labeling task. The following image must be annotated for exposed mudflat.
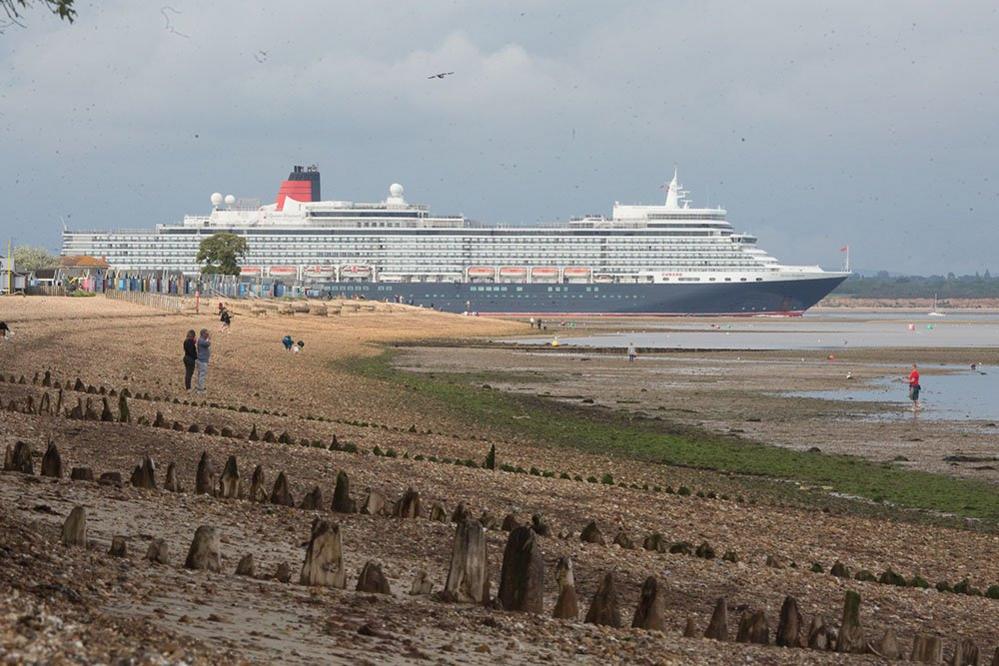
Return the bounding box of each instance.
[1,298,997,664]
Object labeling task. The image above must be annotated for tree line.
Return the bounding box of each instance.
[834,272,999,299]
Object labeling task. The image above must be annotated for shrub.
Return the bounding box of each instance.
[414,454,425,461]
[935,581,952,593]
[722,550,739,563]
[484,444,496,470]
[695,490,706,498]
[372,445,383,456]
[695,543,716,560]
[385,448,398,458]
[342,443,359,454]
[586,476,598,483]
[500,463,516,473]
[677,486,691,496]
[601,473,614,485]
[985,584,999,599]
[854,570,877,582]
[810,563,824,574]
[909,575,930,589]
[573,475,583,482]
[542,470,555,478]
[560,472,571,480]
[653,485,662,492]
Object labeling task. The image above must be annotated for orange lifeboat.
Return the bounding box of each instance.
[268,265,298,277]
[531,267,558,280]
[563,267,592,281]
[498,267,528,280]
[240,266,262,277]
[467,267,496,279]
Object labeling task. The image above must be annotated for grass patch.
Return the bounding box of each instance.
[343,350,999,526]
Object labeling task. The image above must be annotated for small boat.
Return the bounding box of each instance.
[594,274,614,284]
[467,266,496,279]
[268,265,297,277]
[499,267,528,280]
[302,265,335,279]
[531,267,559,280]
[341,265,372,278]
[563,267,592,281]
[240,266,262,276]
[928,294,945,317]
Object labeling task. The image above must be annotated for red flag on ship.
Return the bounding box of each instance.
[839,245,849,252]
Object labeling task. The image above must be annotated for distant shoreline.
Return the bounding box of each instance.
[818,296,999,310]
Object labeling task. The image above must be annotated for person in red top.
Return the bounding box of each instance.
[907,363,921,412]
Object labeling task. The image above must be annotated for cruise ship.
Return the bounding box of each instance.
[62,165,848,315]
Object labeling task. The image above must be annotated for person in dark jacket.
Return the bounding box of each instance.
[183,329,197,390]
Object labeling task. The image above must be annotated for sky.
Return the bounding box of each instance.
[1,0,998,274]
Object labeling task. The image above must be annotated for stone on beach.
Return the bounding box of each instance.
[70,467,94,482]
[99,471,122,487]
[219,455,240,498]
[130,455,156,489]
[704,597,729,641]
[41,442,62,478]
[360,490,386,516]
[911,634,943,663]
[631,576,666,631]
[4,441,34,474]
[164,463,181,492]
[612,530,635,550]
[249,465,267,502]
[109,536,128,558]
[497,526,544,614]
[394,487,421,518]
[584,571,621,628]
[580,521,604,545]
[61,505,87,547]
[869,629,900,660]
[300,486,323,510]
[683,617,699,637]
[299,520,346,588]
[836,590,865,653]
[184,525,222,572]
[270,471,294,506]
[428,503,448,522]
[196,452,216,496]
[552,556,578,620]
[775,595,802,648]
[146,538,169,565]
[356,560,391,594]
[442,519,489,604]
[735,610,770,645]
[409,570,433,595]
[331,470,356,513]
[235,554,255,577]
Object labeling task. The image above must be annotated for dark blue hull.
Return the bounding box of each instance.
[318,276,847,315]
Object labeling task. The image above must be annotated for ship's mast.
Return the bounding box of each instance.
[664,167,680,209]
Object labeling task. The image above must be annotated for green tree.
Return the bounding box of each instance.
[196,233,248,275]
[1,0,75,26]
[13,245,59,271]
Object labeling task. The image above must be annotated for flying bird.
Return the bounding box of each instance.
[427,71,454,80]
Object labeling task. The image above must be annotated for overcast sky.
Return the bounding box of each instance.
[2,1,998,274]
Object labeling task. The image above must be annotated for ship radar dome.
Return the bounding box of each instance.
[210,192,223,207]
[389,183,404,198]
[224,194,236,205]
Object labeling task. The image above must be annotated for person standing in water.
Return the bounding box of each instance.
[627,342,637,362]
[907,363,921,412]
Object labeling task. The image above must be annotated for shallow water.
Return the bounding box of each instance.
[792,367,999,421]
[510,313,999,350]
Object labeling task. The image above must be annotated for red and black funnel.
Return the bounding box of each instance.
[276,165,321,210]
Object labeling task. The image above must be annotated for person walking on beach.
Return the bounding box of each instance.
[627,342,637,362]
[907,363,921,412]
[195,329,211,394]
[0,321,9,343]
[282,334,294,351]
[183,329,197,390]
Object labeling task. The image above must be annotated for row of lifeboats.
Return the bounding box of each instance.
[467,266,595,281]
[240,265,372,279]
[239,264,615,283]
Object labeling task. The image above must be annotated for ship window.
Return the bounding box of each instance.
[740,278,747,281]
[755,277,763,282]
